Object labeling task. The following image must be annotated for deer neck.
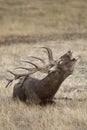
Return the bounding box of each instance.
[37,69,68,99]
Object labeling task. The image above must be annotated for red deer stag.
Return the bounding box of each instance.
[6,47,78,105]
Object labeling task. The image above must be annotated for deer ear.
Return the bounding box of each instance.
[57,59,63,65]
[49,66,57,73]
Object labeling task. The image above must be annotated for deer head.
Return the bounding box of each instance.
[49,50,78,77]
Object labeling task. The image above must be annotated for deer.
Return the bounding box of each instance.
[5,47,78,105]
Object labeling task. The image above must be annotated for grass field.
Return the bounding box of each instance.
[0,0,87,37]
[0,0,87,130]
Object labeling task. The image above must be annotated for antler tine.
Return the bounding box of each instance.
[20,60,38,69]
[14,67,34,71]
[41,47,54,62]
[28,56,45,64]
[7,70,16,77]
[5,70,18,88]
[7,69,37,79]
[7,70,22,80]
[5,78,14,88]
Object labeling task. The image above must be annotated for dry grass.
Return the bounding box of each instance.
[0,0,87,37]
[0,40,87,130]
[0,0,87,130]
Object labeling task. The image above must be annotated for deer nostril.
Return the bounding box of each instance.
[72,58,75,61]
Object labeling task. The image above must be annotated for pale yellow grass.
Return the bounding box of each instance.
[0,0,87,37]
[0,39,87,130]
[0,0,87,129]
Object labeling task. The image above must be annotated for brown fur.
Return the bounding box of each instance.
[12,49,77,105]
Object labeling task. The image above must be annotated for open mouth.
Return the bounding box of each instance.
[67,50,78,61]
[66,55,78,71]
[71,56,78,62]
[69,51,78,62]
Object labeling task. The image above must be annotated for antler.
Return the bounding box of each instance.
[15,67,34,71]
[28,47,55,65]
[28,56,45,64]
[29,47,56,66]
[5,78,14,88]
[16,60,51,73]
[5,60,49,88]
[41,47,54,64]
[17,46,56,73]
[5,47,57,88]
[5,68,38,88]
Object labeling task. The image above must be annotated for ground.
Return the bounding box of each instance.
[0,0,87,130]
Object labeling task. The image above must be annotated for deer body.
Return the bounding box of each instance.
[13,69,69,104]
[6,47,77,105]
